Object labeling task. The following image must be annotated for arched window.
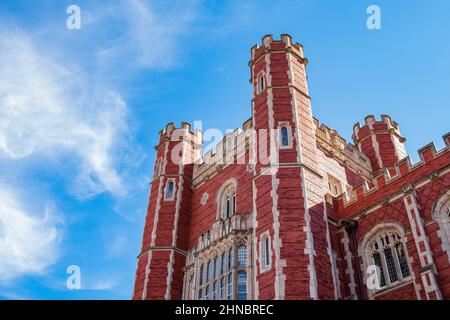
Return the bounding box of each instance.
[433,190,450,262]
[260,233,271,271]
[165,179,175,200]
[218,182,236,220]
[195,240,249,301]
[257,73,265,93]
[361,227,411,292]
[279,123,291,148]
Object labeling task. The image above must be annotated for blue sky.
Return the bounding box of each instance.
[0,0,448,299]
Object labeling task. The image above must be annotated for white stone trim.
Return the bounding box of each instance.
[342,232,357,298]
[142,142,170,299]
[286,51,318,300]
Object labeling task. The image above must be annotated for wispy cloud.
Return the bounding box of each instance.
[0,30,130,199]
[0,0,201,293]
[0,185,62,282]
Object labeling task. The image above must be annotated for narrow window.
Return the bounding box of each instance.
[373,252,386,288]
[384,247,398,283]
[258,74,265,93]
[214,256,220,278]
[396,243,410,278]
[212,281,217,300]
[261,235,271,269]
[227,248,234,300]
[227,273,233,300]
[198,264,204,299]
[281,126,289,147]
[226,196,230,219]
[166,180,175,199]
[237,271,247,300]
[232,193,236,215]
[237,245,247,268]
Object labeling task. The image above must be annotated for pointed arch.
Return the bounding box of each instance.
[433,190,450,263]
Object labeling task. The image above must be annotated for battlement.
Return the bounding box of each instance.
[249,34,306,65]
[339,132,450,210]
[192,119,254,188]
[314,118,373,180]
[352,114,405,144]
[156,121,202,148]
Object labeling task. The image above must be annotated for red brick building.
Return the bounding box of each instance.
[133,35,450,300]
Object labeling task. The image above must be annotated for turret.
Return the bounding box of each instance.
[133,122,200,300]
[353,115,407,174]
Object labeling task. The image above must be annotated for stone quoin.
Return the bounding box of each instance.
[132,34,450,300]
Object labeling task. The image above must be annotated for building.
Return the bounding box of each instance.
[132,34,450,300]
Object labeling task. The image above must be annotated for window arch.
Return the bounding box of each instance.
[217,180,237,220]
[260,232,272,271]
[165,179,175,200]
[360,224,411,293]
[257,73,265,94]
[195,239,249,301]
[278,122,292,149]
[433,190,450,263]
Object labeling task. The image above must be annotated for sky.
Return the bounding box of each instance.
[0,0,449,300]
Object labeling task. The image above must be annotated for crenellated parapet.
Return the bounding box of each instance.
[314,118,373,180]
[248,34,307,82]
[156,121,202,149]
[338,132,450,212]
[352,115,408,173]
[192,118,254,188]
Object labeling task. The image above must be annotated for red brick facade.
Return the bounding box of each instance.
[133,35,450,300]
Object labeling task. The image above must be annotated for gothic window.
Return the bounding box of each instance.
[196,240,249,301]
[363,228,411,292]
[278,123,292,149]
[257,73,265,94]
[218,182,236,220]
[260,233,271,271]
[165,179,175,200]
[433,190,450,263]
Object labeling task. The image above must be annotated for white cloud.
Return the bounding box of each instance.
[0,31,130,199]
[0,185,62,282]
